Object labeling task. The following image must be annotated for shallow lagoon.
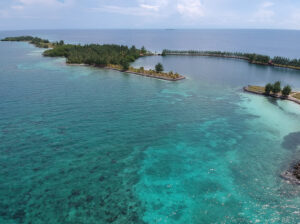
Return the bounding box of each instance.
[1,39,300,223]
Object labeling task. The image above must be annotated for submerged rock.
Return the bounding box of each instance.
[281,132,300,184]
[292,163,300,179]
[281,162,300,185]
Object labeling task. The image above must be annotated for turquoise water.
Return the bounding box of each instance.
[1,39,300,223]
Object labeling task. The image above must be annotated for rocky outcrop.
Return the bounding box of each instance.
[281,162,300,185]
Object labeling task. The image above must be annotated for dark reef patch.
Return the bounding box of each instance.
[12,209,26,222]
[281,164,300,185]
[281,132,300,151]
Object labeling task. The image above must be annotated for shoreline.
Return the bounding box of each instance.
[244,85,300,184]
[104,67,185,81]
[1,37,186,82]
[162,53,300,71]
[67,63,186,81]
[243,86,300,106]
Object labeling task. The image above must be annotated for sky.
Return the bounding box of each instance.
[0,0,300,30]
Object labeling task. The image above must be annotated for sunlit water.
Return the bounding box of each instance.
[1,31,300,223]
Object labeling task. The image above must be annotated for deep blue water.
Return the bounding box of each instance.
[1,30,300,223]
[1,29,300,57]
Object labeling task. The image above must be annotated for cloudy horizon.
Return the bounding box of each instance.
[0,0,300,30]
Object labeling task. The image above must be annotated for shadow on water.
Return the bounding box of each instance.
[281,132,300,151]
[266,97,297,115]
[266,97,279,107]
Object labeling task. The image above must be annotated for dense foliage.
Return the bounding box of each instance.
[43,44,143,68]
[282,85,292,96]
[265,83,273,95]
[272,56,300,68]
[264,81,292,96]
[162,49,270,64]
[162,49,300,68]
[272,81,281,94]
[155,63,164,73]
[2,36,52,48]
[2,36,145,68]
[162,49,247,58]
[246,54,270,64]
[1,36,185,80]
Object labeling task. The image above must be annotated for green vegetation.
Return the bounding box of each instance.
[265,83,273,95]
[247,54,270,64]
[120,59,130,71]
[162,49,300,70]
[249,81,294,97]
[282,85,292,97]
[43,44,142,67]
[44,44,183,79]
[107,64,182,80]
[272,56,300,68]
[272,81,281,94]
[2,36,53,48]
[1,36,185,81]
[264,81,282,95]
[246,83,300,106]
[162,49,270,64]
[2,36,144,67]
[155,63,164,73]
[141,46,147,55]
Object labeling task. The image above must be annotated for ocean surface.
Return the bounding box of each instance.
[1,29,300,57]
[1,30,300,223]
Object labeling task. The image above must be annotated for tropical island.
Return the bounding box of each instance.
[162,49,300,71]
[244,81,300,105]
[1,36,185,81]
[2,36,55,48]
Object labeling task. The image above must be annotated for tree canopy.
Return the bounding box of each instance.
[1,36,186,81]
[155,63,164,73]
[2,36,51,48]
[43,43,143,68]
[265,83,273,95]
[272,81,281,94]
[282,85,292,96]
[2,36,147,68]
[162,49,300,69]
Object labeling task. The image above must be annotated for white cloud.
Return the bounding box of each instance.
[140,4,159,11]
[138,0,168,10]
[0,0,73,20]
[2,0,300,30]
[91,0,170,17]
[90,5,158,16]
[90,0,206,20]
[177,0,205,19]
